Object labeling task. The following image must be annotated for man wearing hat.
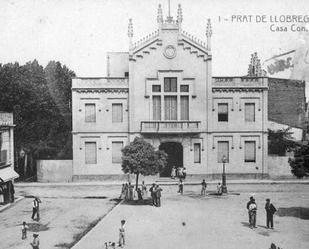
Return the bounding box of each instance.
[149,183,157,206]
[30,233,40,249]
[265,198,277,229]
[246,196,254,224]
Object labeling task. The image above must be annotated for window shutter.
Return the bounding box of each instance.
[245,103,255,122]
[245,141,256,162]
[85,142,97,164]
[112,104,123,123]
[85,104,96,122]
[194,143,201,163]
[217,141,229,163]
[112,142,123,163]
[180,96,189,120]
[152,96,161,120]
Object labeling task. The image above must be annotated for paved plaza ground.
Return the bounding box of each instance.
[0,183,309,249]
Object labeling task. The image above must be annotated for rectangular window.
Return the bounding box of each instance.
[85,142,97,164]
[112,142,123,163]
[194,143,201,163]
[218,103,228,122]
[245,141,256,162]
[153,96,161,120]
[245,103,255,122]
[112,103,123,123]
[164,96,177,120]
[85,104,96,123]
[152,85,161,92]
[180,85,189,92]
[180,96,189,120]
[217,141,229,163]
[164,78,177,92]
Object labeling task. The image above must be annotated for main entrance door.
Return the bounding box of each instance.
[159,142,183,177]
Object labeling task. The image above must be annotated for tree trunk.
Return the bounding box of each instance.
[135,172,139,191]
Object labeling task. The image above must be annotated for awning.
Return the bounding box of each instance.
[0,167,19,182]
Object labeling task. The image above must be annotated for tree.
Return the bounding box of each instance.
[268,128,296,156]
[289,144,309,178]
[121,137,167,190]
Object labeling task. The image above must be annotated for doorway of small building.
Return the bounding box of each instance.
[159,142,183,177]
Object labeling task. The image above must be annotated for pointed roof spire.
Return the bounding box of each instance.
[128,18,133,38]
[177,4,183,24]
[206,19,212,38]
[157,4,163,24]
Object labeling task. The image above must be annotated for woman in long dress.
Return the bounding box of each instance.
[171,166,176,179]
[141,181,147,198]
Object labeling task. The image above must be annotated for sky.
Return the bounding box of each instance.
[0,0,309,77]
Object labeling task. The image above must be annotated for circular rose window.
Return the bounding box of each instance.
[164,45,176,59]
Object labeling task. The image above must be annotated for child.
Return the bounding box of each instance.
[30,233,40,249]
[201,179,207,195]
[217,182,222,195]
[21,221,29,239]
[118,220,126,248]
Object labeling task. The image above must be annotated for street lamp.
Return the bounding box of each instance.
[221,155,228,193]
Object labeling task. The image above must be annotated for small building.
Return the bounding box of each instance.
[0,112,18,204]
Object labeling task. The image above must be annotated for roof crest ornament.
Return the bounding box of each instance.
[177,4,183,24]
[206,19,212,50]
[157,4,163,24]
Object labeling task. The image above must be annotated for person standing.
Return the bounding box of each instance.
[21,221,29,240]
[155,184,163,207]
[30,233,40,249]
[171,166,176,179]
[177,167,183,179]
[182,168,187,180]
[128,182,134,201]
[265,198,277,229]
[141,181,147,198]
[149,183,157,206]
[31,197,41,221]
[201,179,207,195]
[118,220,126,248]
[246,196,254,224]
[216,182,222,195]
[178,179,184,194]
[248,198,257,229]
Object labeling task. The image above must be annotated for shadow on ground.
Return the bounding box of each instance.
[277,207,309,220]
[121,198,153,206]
[28,222,49,232]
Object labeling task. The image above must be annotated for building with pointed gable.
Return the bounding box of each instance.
[71,4,289,181]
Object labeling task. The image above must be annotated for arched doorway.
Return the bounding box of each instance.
[159,142,183,177]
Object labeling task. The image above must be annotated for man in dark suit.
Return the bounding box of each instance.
[155,184,163,207]
[265,198,277,229]
[149,184,157,206]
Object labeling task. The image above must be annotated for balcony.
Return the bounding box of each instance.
[141,121,201,134]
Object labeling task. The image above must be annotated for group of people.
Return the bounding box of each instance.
[119,181,148,201]
[19,197,42,248]
[171,166,187,180]
[149,184,163,207]
[246,196,277,229]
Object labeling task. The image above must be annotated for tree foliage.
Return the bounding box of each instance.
[289,144,309,178]
[121,137,167,188]
[268,128,296,156]
[0,60,75,178]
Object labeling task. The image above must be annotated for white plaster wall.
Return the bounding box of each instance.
[37,160,73,182]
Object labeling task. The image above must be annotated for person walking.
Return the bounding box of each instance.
[248,198,257,229]
[178,179,184,194]
[201,179,207,195]
[149,183,157,206]
[155,184,163,207]
[21,221,29,240]
[30,233,40,249]
[118,220,126,248]
[31,197,41,221]
[171,166,176,179]
[265,198,277,229]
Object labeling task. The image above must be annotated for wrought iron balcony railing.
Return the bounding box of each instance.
[141,121,201,134]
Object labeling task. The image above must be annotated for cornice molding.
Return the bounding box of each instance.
[73,88,129,93]
[212,87,267,93]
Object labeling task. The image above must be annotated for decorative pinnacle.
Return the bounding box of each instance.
[128,18,133,38]
[157,4,163,24]
[177,4,183,24]
[247,52,264,77]
[206,19,212,37]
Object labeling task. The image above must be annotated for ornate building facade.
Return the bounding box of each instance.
[72,5,269,180]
